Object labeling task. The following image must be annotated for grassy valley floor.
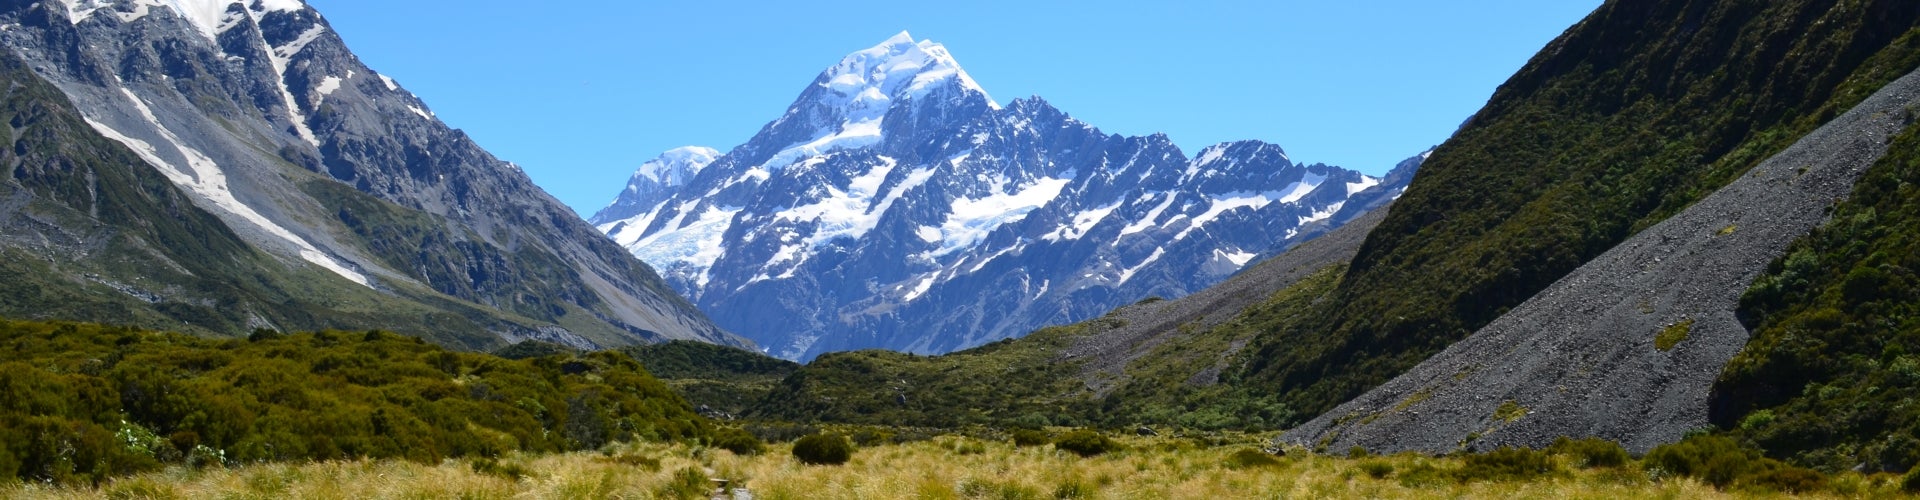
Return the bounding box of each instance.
[7,434,1912,499]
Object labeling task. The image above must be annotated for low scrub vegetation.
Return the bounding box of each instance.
[1722,120,1920,474]
[0,319,713,485]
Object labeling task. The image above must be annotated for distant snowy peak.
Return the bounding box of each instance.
[56,0,310,42]
[634,146,720,187]
[747,31,998,172]
[823,31,996,110]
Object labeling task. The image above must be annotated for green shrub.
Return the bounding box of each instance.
[1455,446,1560,482]
[1903,466,1920,493]
[1053,430,1118,458]
[1347,446,1371,459]
[1224,448,1282,469]
[1549,437,1630,469]
[792,434,854,465]
[1358,460,1395,479]
[1742,465,1826,494]
[1643,435,1755,488]
[1656,319,1694,351]
[1011,429,1051,447]
[1493,401,1528,423]
[711,428,766,456]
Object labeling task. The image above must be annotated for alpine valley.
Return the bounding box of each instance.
[8,0,1920,497]
[592,32,1421,360]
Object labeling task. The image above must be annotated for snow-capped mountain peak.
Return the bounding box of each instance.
[746,32,999,172]
[634,146,721,187]
[56,0,307,42]
[595,35,1424,361]
[824,31,995,110]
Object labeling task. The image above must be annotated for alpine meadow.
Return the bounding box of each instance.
[4,0,1920,498]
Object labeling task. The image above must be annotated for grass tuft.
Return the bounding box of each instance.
[1656,319,1694,351]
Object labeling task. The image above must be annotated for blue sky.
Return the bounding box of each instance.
[305,1,1601,216]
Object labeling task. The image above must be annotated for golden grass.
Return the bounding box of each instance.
[5,434,1909,499]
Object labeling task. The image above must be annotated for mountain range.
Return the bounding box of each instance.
[4,0,1917,483]
[591,32,1420,360]
[0,0,744,350]
[662,0,1920,476]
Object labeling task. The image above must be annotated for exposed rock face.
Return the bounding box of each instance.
[594,32,1419,360]
[1282,67,1920,454]
[0,0,744,349]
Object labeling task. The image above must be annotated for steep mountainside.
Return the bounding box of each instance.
[594,32,1418,360]
[1714,98,1920,472]
[1233,0,1920,423]
[1284,65,1920,454]
[0,0,743,349]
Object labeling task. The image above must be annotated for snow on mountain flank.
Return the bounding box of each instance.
[87,88,368,286]
[1044,201,1123,242]
[627,202,741,288]
[1174,182,1319,241]
[1346,175,1381,196]
[929,176,1072,257]
[62,0,335,147]
[58,0,308,43]
[773,156,929,253]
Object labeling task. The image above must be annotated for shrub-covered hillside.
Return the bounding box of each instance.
[0,320,713,485]
[617,341,801,417]
[748,266,1349,431]
[1233,0,1920,421]
[1716,119,1920,474]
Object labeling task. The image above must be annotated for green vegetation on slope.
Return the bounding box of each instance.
[1094,266,1348,430]
[617,341,800,417]
[1234,0,1920,421]
[753,323,1095,428]
[747,266,1348,431]
[620,341,800,381]
[1715,119,1920,474]
[0,319,713,485]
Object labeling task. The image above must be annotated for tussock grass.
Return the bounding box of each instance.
[5,434,1908,499]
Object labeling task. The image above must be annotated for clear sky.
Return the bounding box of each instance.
[304,1,1602,216]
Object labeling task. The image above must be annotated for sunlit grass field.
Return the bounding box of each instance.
[8,433,1912,499]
